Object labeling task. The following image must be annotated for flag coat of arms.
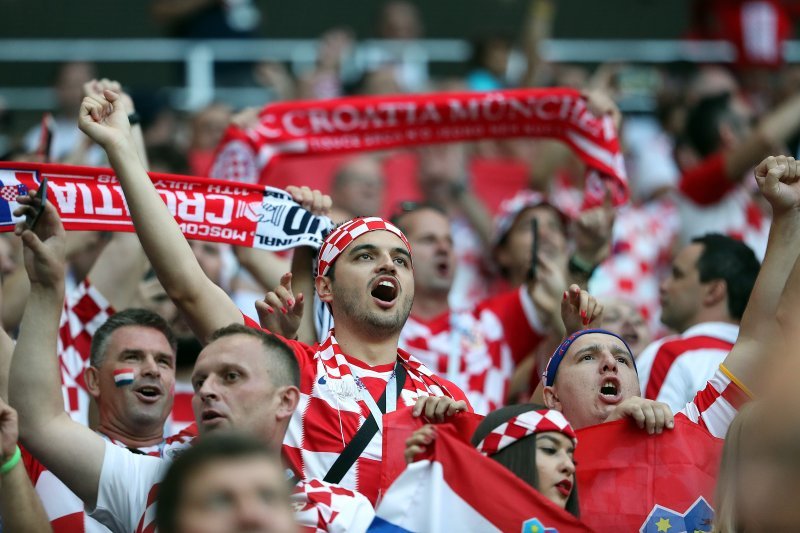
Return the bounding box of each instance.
[0,168,36,226]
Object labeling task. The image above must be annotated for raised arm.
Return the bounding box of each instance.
[723,156,800,391]
[77,89,242,342]
[0,398,52,533]
[8,198,106,507]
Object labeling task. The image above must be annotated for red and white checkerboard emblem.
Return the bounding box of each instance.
[317,217,411,276]
[475,409,576,456]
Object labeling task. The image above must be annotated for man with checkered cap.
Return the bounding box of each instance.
[64,88,470,507]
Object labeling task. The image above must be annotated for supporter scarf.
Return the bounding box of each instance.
[210,88,628,209]
[315,330,458,402]
[0,162,331,250]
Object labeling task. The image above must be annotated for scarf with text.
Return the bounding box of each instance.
[210,87,628,209]
[0,162,331,250]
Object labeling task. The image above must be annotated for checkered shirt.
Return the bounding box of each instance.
[58,279,115,426]
[678,366,751,439]
[317,217,411,277]
[588,198,681,336]
[475,409,577,456]
[293,478,376,533]
[241,316,470,505]
[400,286,546,415]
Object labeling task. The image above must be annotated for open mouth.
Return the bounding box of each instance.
[435,260,449,277]
[600,380,618,397]
[134,385,162,403]
[371,278,398,305]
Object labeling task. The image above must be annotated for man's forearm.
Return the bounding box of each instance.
[1,461,53,533]
[104,142,240,340]
[741,211,800,339]
[9,286,66,437]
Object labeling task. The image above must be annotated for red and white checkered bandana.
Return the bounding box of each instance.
[317,217,412,277]
[475,409,577,457]
[492,190,569,248]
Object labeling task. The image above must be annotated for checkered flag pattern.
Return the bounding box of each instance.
[317,217,411,277]
[475,409,577,457]
[0,184,23,202]
[58,280,114,425]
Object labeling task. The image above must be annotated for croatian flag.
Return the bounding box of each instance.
[113,368,135,387]
[369,425,593,533]
[0,168,33,226]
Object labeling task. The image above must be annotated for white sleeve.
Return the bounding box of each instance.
[634,340,659,396]
[87,441,168,533]
[655,361,695,413]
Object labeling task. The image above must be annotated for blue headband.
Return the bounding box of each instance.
[543,328,637,387]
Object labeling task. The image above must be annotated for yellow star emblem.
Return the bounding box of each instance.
[656,517,671,532]
[529,525,540,533]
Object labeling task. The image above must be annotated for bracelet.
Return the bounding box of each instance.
[0,445,21,476]
[127,112,141,126]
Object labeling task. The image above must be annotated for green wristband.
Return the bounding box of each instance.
[0,445,21,475]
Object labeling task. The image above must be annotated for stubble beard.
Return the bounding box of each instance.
[333,284,413,335]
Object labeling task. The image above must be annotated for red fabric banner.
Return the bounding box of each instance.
[0,162,330,250]
[210,88,628,209]
[575,417,723,531]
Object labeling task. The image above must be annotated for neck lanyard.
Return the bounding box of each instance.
[355,362,398,435]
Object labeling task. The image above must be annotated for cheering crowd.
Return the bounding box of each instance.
[4,1,800,532]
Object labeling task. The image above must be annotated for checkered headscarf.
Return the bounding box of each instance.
[475,409,577,457]
[492,190,569,248]
[317,217,412,277]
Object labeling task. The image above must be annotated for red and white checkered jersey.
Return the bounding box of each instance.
[243,316,471,506]
[90,436,374,533]
[400,286,546,414]
[58,279,115,425]
[23,429,195,533]
[676,365,751,439]
[637,322,738,413]
[293,478,376,533]
[588,198,680,336]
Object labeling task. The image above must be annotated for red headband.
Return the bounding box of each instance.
[317,217,412,277]
[475,409,577,457]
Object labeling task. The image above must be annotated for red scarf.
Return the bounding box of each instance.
[0,162,330,250]
[210,88,628,209]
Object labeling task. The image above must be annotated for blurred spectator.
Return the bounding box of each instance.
[330,155,386,220]
[600,297,652,360]
[637,234,760,412]
[466,35,513,91]
[377,0,423,40]
[155,433,296,533]
[189,102,233,176]
[150,0,262,86]
[23,62,101,164]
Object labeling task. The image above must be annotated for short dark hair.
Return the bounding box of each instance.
[471,404,580,517]
[155,433,284,533]
[684,92,736,157]
[691,233,760,321]
[207,323,300,388]
[389,201,447,234]
[90,308,177,368]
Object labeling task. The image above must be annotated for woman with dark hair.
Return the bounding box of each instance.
[405,403,579,517]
